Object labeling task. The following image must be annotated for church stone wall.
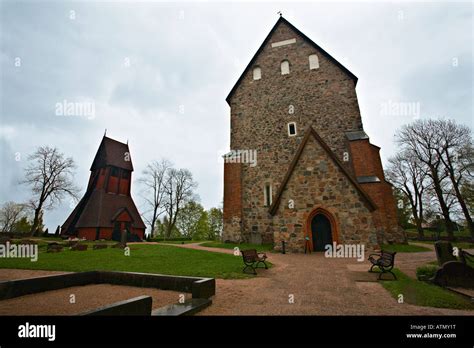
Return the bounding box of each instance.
[223,18,403,249]
[227,21,363,244]
[273,136,378,253]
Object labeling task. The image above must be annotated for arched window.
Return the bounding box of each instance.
[253,66,261,80]
[309,54,319,70]
[281,60,290,75]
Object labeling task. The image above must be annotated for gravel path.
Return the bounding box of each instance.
[162,242,473,315]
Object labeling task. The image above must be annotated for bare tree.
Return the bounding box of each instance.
[0,202,28,233]
[387,151,428,238]
[163,168,197,239]
[434,120,474,238]
[21,146,79,236]
[396,120,456,239]
[138,159,172,238]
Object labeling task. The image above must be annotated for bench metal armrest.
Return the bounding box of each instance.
[368,253,381,259]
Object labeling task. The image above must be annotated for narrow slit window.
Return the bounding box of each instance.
[253,66,261,80]
[281,60,290,75]
[288,122,297,136]
[264,184,272,206]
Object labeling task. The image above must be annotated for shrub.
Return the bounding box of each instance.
[416,265,438,280]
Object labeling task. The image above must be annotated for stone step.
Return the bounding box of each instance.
[152,298,212,316]
[446,287,474,301]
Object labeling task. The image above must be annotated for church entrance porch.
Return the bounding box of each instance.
[306,207,339,252]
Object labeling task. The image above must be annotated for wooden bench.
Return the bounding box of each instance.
[241,249,268,275]
[368,250,397,280]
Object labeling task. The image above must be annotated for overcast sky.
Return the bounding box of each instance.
[0,1,472,230]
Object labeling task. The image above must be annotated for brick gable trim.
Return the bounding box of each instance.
[226,16,358,104]
[268,126,377,215]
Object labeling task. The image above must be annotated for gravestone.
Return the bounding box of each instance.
[47,243,63,253]
[71,244,88,251]
[93,244,108,250]
[434,241,457,266]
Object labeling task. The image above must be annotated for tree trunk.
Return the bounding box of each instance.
[30,207,41,236]
[430,167,454,239]
[449,174,474,240]
[415,217,424,239]
[150,207,158,239]
[417,190,425,239]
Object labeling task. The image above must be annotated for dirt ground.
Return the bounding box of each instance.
[0,270,189,315]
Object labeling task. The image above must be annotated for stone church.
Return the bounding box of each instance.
[222,16,405,253]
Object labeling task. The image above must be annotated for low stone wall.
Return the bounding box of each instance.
[0,271,215,315]
[81,295,153,316]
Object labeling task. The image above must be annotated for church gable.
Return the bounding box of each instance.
[270,126,376,216]
[226,16,357,105]
[271,127,378,247]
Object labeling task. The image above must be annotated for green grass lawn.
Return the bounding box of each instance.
[0,244,257,279]
[406,228,473,240]
[200,241,274,252]
[414,241,474,249]
[378,268,474,310]
[380,243,431,253]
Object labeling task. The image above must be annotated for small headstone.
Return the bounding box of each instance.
[434,241,457,266]
[93,244,108,250]
[47,243,63,253]
[120,229,128,245]
[71,243,88,251]
[112,243,126,249]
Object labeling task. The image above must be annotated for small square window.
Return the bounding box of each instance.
[110,167,119,177]
[288,122,297,136]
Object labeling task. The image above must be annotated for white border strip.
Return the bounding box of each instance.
[271,38,296,48]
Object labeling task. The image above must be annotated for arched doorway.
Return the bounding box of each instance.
[311,214,332,251]
[306,207,339,252]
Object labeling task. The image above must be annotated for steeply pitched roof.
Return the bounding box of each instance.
[226,16,358,104]
[269,126,377,215]
[345,130,369,141]
[62,190,146,230]
[90,136,134,171]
